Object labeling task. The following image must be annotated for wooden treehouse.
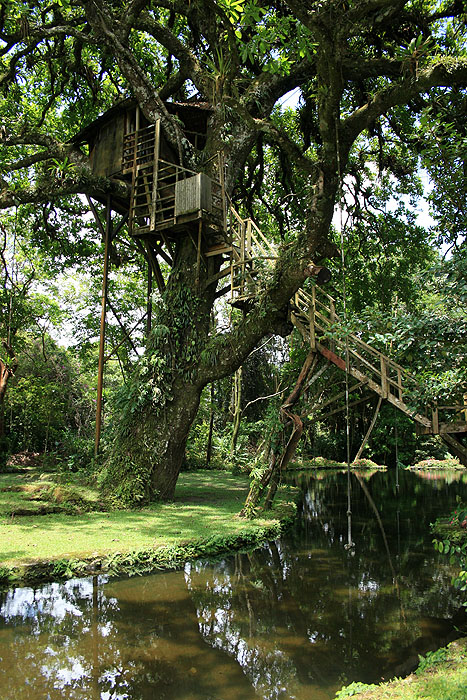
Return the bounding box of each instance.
[72,97,300,300]
[72,98,228,291]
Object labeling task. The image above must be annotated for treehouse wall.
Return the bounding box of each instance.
[88,112,126,178]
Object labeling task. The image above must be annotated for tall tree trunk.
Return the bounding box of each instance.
[100,234,220,504]
[230,367,243,452]
[100,219,298,506]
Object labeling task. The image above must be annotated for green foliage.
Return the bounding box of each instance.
[0,565,14,586]
[1,0,467,506]
[433,502,467,605]
[412,458,461,470]
[5,335,94,455]
[99,447,155,508]
[416,647,449,675]
[335,681,379,699]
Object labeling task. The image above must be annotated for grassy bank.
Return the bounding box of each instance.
[0,470,298,587]
[335,638,467,699]
[406,457,464,471]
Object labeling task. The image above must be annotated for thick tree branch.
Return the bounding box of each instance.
[342,58,467,155]
[133,13,212,98]
[0,168,130,210]
[83,0,196,168]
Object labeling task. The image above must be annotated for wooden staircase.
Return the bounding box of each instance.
[290,286,467,455]
[222,213,467,464]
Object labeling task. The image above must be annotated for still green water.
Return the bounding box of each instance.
[1,469,466,700]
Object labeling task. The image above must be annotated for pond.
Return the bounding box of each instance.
[1,469,466,700]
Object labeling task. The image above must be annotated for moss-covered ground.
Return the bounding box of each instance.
[289,456,387,469]
[0,468,297,586]
[335,638,467,700]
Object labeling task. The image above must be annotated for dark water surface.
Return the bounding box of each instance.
[1,469,467,700]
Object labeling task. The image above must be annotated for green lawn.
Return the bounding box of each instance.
[0,470,297,583]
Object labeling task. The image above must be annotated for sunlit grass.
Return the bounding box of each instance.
[335,638,467,700]
[0,471,294,565]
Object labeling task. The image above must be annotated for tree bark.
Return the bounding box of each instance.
[230,367,243,452]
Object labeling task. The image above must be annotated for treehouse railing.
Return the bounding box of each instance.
[227,208,278,299]
[123,125,225,237]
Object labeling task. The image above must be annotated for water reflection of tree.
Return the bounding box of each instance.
[0,571,257,700]
[0,576,126,700]
[186,471,466,697]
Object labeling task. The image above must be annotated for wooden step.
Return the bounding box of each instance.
[441,434,467,467]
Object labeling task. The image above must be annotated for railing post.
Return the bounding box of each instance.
[309,286,316,350]
[150,119,160,230]
[397,368,403,401]
[95,196,112,457]
[380,355,388,399]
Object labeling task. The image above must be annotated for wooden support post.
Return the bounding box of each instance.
[150,119,161,230]
[432,403,439,434]
[240,220,245,295]
[464,393,467,422]
[147,262,152,337]
[354,396,383,461]
[95,197,112,457]
[380,355,388,399]
[196,220,202,289]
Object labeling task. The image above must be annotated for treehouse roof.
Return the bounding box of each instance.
[71,98,213,145]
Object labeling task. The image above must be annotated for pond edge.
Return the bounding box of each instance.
[0,498,298,589]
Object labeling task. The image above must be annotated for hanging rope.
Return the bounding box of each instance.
[335,120,354,551]
[394,406,400,492]
[6,207,18,350]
